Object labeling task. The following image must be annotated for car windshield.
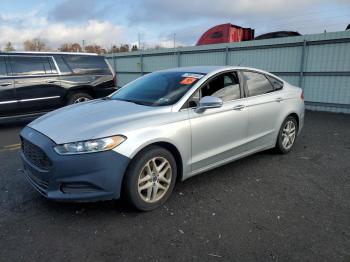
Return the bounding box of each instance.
[111,71,205,106]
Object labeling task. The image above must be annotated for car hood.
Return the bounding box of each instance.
[28,99,170,144]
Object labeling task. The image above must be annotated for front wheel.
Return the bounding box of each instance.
[275,116,298,154]
[124,146,177,211]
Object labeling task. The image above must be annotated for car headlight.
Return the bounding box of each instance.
[54,135,126,155]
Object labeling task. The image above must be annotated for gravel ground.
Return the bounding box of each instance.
[0,111,349,262]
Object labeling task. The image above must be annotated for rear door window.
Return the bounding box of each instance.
[10,56,46,76]
[63,55,110,74]
[0,56,7,77]
[243,71,274,97]
[53,55,72,74]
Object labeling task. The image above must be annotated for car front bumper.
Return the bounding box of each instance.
[19,127,130,202]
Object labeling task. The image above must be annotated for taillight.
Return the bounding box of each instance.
[300,90,304,100]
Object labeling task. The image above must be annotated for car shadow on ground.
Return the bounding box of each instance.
[0,119,33,128]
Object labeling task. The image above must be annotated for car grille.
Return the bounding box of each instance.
[23,167,49,195]
[21,138,52,170]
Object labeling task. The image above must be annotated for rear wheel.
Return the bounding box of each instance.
[124,146,177,211]
[275,116,298,154]
[67,92,93,105]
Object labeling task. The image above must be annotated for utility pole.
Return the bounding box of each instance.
[138,33,141,50]
[173,33,176,49]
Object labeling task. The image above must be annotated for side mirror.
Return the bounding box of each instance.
[195,96,223,113]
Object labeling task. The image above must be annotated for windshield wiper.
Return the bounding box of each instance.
[117,98,152,106]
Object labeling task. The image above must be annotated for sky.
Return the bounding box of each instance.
[0,0,349,50]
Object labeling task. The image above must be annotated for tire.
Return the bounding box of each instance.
[124,146,177,211]
[275,116,298,154]
[67,92,93,105]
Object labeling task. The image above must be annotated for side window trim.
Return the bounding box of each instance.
[46,56,61,75]
[53,55,72,75]
[237,70,247,98]
[181,70,243,110]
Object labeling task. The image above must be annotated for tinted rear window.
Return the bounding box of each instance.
[63,55,110,74]
[0,56,7,76]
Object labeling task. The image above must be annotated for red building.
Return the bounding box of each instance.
[196,23,254,46]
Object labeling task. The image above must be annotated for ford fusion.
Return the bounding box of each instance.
[20,66,305,211]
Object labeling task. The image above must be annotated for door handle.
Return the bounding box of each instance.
[233,105,245,111]
[275,97,284,102]
[0,82,12,87]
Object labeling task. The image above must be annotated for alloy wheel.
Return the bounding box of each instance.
[137,157,172,203]
[281,120,296,150]
[73,97,90,103]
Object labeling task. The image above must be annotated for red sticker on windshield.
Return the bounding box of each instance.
[180,77,197,85]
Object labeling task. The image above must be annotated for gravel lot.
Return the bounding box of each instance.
[0,111,349,262]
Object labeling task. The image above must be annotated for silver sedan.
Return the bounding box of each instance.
[20,66,305,211]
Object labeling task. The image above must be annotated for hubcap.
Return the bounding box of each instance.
[281,120,296,150]
[74,97,90,103]
[137,157,172,203]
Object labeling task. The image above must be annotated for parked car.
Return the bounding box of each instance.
[0,52,116,121]
[254,31,301,40]
[20,66,305,211]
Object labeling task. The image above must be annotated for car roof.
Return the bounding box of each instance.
[159,66,226,74]
[0,51,98,56]
[158,66,285,83]
[159,65,272,75]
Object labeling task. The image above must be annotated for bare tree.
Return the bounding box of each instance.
[23,38,47,51]
[108,45,120,54]
[59,43,82,52]
[131,45,138,51]
[84,44,107,54]
[107,44,131,54]
[119,44,129,53]
[4,42,15,51]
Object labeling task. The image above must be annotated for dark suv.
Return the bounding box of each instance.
[0,52,116,121]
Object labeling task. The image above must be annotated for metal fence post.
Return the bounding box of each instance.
[225,46,229,65]
[299,40,307,88]
[177,51,181,67]
[140,53,144,75]
[113,55,117,87]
